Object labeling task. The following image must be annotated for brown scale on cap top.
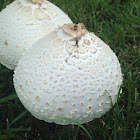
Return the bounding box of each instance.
[62,23,88,39]
[32,0,43,4]
[62,23,88,53]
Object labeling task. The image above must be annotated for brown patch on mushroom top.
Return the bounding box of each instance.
[58,107,63,111]
[36,96,40,101]
[5,41,8,45]
[32,0,43,4]
[62,23,88,39]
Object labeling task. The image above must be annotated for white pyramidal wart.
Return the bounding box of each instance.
[14,23,123,125]
[0,0,72,70]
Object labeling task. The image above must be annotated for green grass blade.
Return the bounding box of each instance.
[3,127,30,133]
[133,124,139,140]
[9,110,27,128]
[49,117,93,140]
[0,94,17,103]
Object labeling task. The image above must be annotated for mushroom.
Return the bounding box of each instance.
[13,23,123,125]
[0,0,72,70]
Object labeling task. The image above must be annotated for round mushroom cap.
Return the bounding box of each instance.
[14,23,123,125]
[0,0,72,70]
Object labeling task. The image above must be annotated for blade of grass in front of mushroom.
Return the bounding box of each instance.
[116,85,124,103]
[105,90,114,107]
[105,84,124,107]
[49,117,93,140]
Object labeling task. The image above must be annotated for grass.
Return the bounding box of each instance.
[0,0,140,139]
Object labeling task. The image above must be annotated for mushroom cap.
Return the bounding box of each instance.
[14,24,123,125]
[0,0,72,70]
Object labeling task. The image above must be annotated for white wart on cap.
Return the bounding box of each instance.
[0,0,72,70]
[14,23,123,125]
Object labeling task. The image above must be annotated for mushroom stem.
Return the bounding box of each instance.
[31,0,44,4]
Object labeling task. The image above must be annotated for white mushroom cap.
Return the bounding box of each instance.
[14,23,123,125]
[0,0,72,70]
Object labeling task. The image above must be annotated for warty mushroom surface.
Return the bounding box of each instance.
[14,23,123,125]
[0,0,72,70]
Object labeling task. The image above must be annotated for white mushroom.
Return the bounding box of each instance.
[13,23,123,125]
[0,0,72,70]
